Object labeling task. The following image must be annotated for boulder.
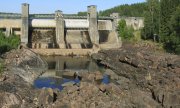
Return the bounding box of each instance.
[163,92,180,108]
[62,81,76,87]
[106,83,121,95]
[105,69,119,80]
[98,84,106,92]
[87,73,95,81]
[3,49,48,84]
[64,85,79,94]
[0,92,21,108]
[0,75,6,82]
[95,71,103,81]
[38,88,56,107]
[62,71,76,79]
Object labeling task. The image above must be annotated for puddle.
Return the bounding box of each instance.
[33,56,109,90]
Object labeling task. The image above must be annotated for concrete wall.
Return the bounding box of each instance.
[0,17,144,31]
[118,17,144,30]
[0,3,122,52]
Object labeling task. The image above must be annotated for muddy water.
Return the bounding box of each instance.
[33,56,109,90]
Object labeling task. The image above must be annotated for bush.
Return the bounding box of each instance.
[0,31,20,54]
[117,19,134,40]
[175,45,180,54]
[0,62,3,73]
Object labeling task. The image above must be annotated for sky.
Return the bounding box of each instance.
[0,0,146,14]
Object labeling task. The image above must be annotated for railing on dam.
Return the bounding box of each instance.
[0,13,113,20]
[0,13,21,19]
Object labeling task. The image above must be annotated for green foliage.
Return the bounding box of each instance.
[117,19,134,40]
[164,5,180,54]
[133,30,142,42]
[0,61,3,73]
[142,0,180,54]
[141,0,160,40]
[77,12,87,16]
[159,0,177,42]
[159,0,180,54]
[0,31,20,54]
[99,2,147,17]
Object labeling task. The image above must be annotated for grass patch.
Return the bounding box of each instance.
[122,30,165,53]
[0,31,20,54]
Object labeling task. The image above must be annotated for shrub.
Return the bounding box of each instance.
[0,31,20,54]
[117,19,134,40]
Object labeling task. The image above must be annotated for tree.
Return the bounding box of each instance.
[117,19,134,40]
[77,12,87,16]
[159,0,180,54]
[159,0,180,41]
[99,3,147,17]
[166,5,180,54]
[141,0,160,41]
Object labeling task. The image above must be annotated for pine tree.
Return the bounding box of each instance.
[168,5,180,54]
[142,0,160,40]
[160,0,180,53]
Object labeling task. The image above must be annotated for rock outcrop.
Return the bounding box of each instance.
[92,45,180,108]
[0,45,179,108]
[2,48,48,83]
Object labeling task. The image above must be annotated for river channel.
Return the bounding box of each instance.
[33,56,109,90]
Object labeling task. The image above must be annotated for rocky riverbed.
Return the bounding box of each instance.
[92,44,180,108]
[0,45,179,108]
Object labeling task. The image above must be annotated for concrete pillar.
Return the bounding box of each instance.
[55,59,65,77]
[110,13,119,31]
[110,13,122,48]
[21,3,29,45]
[5,27,11,37]
[55,10,65,48]
[55,59,65,70]
[88,5,99,46]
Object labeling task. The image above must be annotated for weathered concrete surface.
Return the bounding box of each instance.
[31,49,99,56]
[119,17,144,30]
[0,19,21,28]
[0,4,121,50]
[0,19,112,30]
[21,3,29,44]
[88,5,99,46]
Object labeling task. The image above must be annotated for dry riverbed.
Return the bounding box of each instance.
[0,44,179,108]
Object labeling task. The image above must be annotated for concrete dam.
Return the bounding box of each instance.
[0,3,121,55]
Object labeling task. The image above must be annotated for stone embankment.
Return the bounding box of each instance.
[0,45,179,108]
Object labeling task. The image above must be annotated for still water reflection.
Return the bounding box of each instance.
[34,56,109,90]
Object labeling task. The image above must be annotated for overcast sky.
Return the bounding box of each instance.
[0,0,145,14]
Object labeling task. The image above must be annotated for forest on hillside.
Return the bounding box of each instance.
[142,0,180,54]
[77,2,147,17]
[99,2,147,17]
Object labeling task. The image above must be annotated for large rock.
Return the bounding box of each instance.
[92,44,180,107]
[105,69,119,80]
[62,71,76,79]
[37,88,56,107]
[95,71,103,81]
[0,92,21,108]
[61,81,76,87]
[3,49,48,84]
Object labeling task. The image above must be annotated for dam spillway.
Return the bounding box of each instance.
[0,3,122,55]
